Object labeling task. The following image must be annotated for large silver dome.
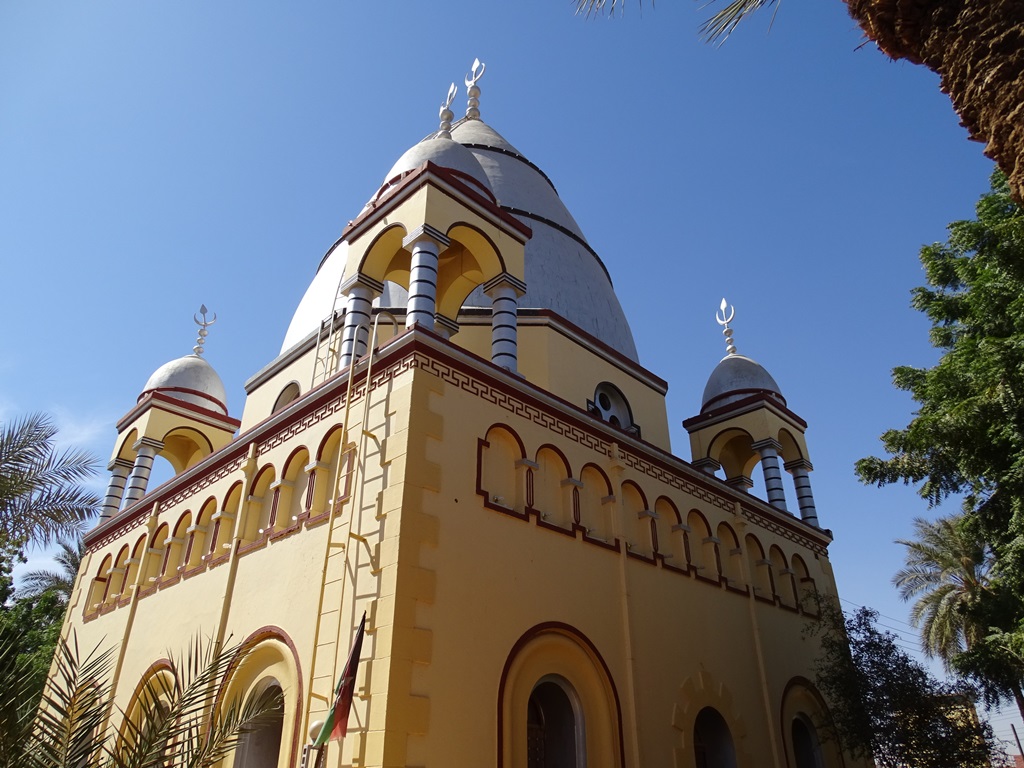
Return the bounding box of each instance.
[283,117,638,361]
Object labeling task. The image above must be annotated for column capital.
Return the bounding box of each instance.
[339,273,385,296]
[434,314,460,338]
[724,475,753,491]
[483,272,527,298]
[751,438,782,454]
[403,224,450,251]
[691,457,721,475]
[132,437,165,453]
[108,457,135,472]
[784,458,814,472]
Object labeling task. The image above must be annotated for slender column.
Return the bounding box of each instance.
[404,225,449,330]
[99,457,134,521]
[122,438,164,507]
[483,273,527,373]
[752,438,788,512]
[785,458,819,527]
[338,274,384,370]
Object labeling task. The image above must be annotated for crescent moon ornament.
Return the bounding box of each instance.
[438,83,457,138]
[464,59,485,119]
[193,305,217,356]
[715,298,737,356]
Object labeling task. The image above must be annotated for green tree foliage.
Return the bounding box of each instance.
[813,605,999,768]
[856,171,1024,524]
[857,171,1024,712]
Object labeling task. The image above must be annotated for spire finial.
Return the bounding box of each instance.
[438,83,457,138]
[715,298,737,356]
[193,304,217,356]
[464,58,485,120]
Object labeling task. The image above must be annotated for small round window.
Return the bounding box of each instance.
[589,382,638,436]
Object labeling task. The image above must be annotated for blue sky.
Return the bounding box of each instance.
[3,0,1015,746]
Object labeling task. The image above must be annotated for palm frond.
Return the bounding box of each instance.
[699,0,778,44]
[0,630,44,768]
[0,414,99,547]
[109,635,285,768]
[30,634,116,768]
[19,538,84,601]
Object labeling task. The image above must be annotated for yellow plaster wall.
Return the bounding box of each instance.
[375,356,847,768]
[65,336,857,768]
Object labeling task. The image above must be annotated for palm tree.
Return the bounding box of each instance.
[893,514,992,665]
[18,538,84,603]
[0,633,282,768]
[575,0,1024,207]
[0,414,99,548]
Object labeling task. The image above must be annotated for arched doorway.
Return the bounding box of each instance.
[693,707,737,768]
[791,715,824,768]
[232,679,285,768]
[527,677,582,768]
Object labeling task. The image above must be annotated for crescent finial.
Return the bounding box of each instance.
[715,298,737,356]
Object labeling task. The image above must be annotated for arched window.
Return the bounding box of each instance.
[622,482,653,559]
[527,677,583,768]
[791,715,824,768]
[232,678,285,768]
[578,465,613,544]
[693,707,737,768]
[745,534,772,600]
[480,426,525,512]
[532,447,572,529]
[280,448,311,530]
[716,523,743,588]
[687,512,717,580]
[588,382,640,437]
[653,497,686,569]
[791,554,817,613]
[272,382,301,414]
[500,624,623,767]
[770,545,797,608]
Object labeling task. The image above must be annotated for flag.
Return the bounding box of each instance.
[313,611,366,745]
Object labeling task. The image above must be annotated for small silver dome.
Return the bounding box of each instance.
[141,354,229,416]
[377,137,494,200]
[701,354,786,413]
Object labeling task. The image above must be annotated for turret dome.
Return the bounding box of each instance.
[140,354,229,416]
[701,354,786,413]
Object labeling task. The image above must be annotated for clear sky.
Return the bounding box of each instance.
[3,0,1016,749]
